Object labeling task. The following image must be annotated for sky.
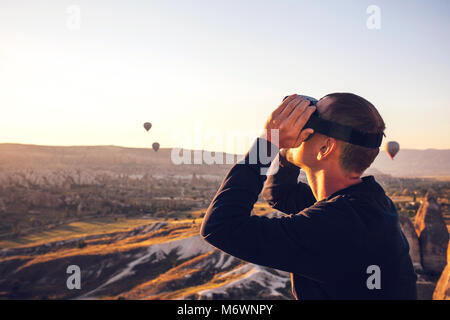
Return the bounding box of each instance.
[1,0,449,154]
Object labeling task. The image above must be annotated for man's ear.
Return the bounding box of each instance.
[317,138,336,161]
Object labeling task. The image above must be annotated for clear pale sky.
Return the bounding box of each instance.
[1,0,449,154]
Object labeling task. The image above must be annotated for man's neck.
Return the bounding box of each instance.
[304,168,362,201]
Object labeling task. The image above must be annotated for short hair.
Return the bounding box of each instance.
[320,93,386,175]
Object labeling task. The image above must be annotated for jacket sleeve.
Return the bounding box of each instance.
[261,151,316,214]
[200,138,334,280]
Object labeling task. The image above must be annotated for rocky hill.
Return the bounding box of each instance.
[398,191,450,299]
[0,220,291,300]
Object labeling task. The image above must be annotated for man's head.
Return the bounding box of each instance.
[289,93,386,177]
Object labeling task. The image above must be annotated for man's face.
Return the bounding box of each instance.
[287,96,335,169]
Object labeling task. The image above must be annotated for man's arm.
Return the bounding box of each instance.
[200,138,330,279]
[262,150,316,214]
[201,95,328,277]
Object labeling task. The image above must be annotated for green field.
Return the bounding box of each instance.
[0,202,274,249]
[0,217,158,249]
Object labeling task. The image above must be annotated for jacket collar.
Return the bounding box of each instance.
[324,175,385,201]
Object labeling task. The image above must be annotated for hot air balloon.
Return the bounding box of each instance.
[385,141,400,159]
[152,142,160,152]
[143,122,152,131]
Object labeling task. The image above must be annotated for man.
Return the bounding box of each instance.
[200,93,417,299]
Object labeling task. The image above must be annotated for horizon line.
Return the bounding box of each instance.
[1,142,450,153]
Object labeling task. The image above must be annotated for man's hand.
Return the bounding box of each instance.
[262,94,316,149]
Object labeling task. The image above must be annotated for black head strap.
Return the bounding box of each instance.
[283,95,384,148]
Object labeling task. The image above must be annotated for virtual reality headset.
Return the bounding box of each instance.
[283,95,383,148]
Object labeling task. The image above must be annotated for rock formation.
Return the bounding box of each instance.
[433,245,450,300]
[416,274,439,300]
[398,214,422,271]
[414,191,449,274]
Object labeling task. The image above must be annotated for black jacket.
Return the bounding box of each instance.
[200,138,417,299]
